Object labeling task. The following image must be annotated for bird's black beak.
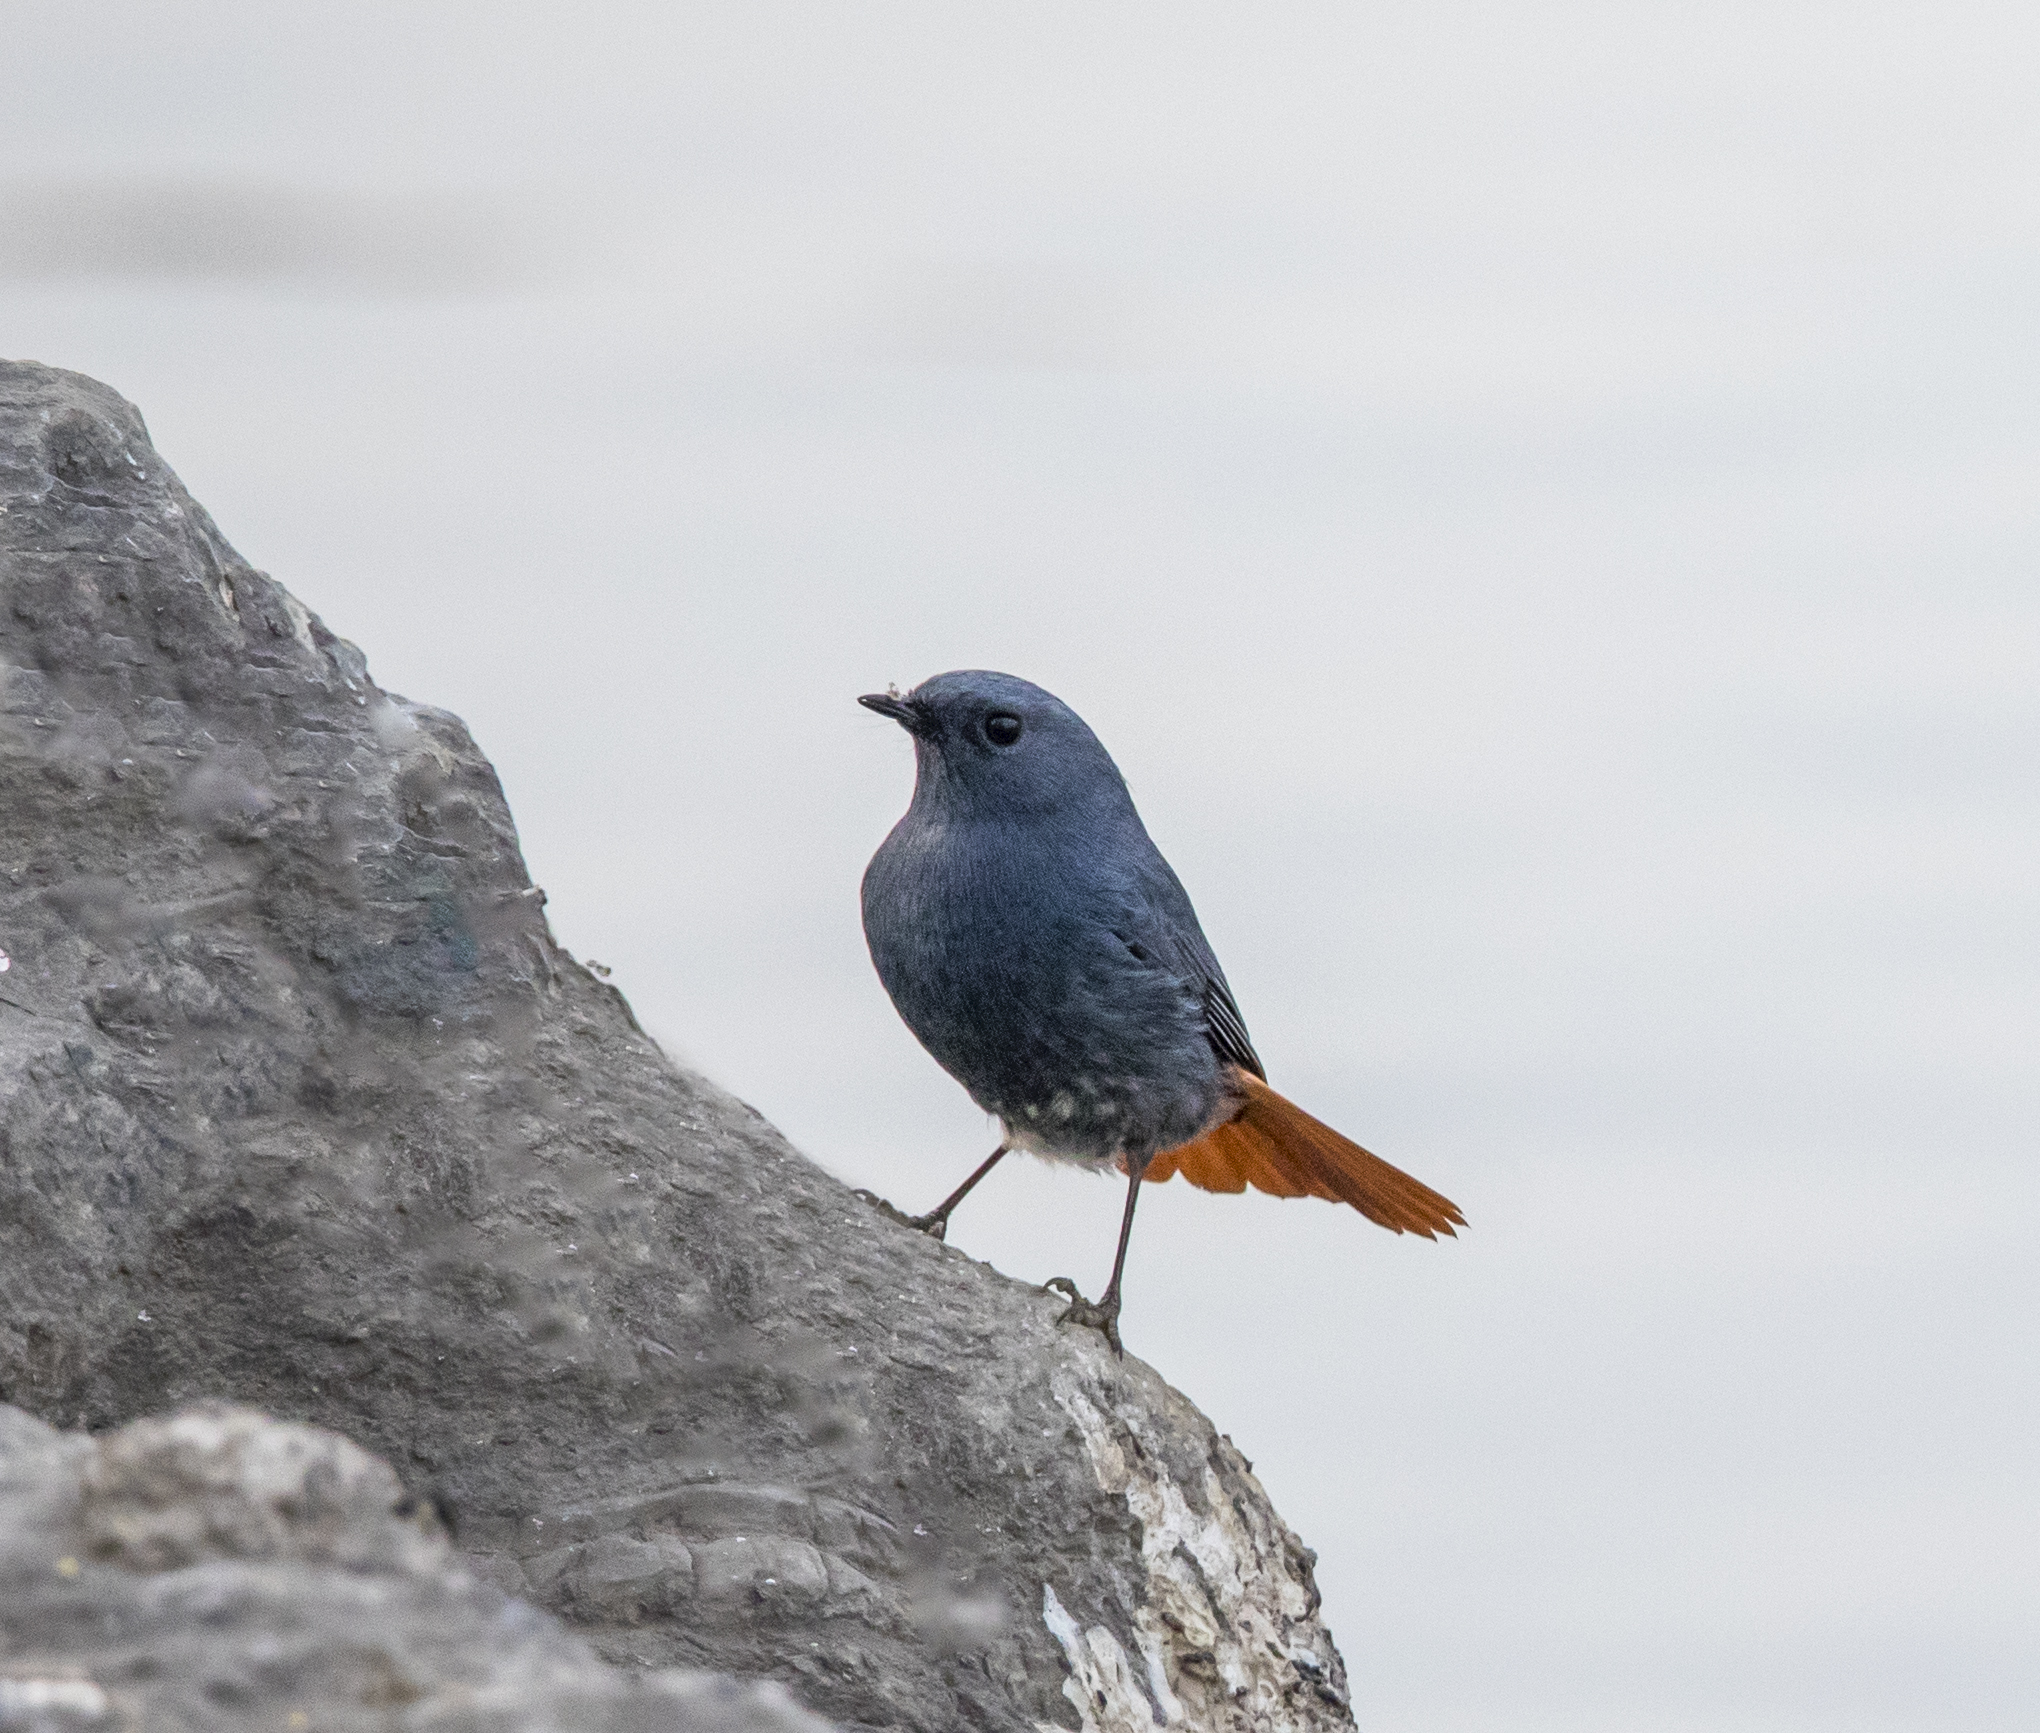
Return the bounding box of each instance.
[858,691,925,734]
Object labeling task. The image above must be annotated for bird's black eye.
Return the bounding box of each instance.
[983,711,1023,747]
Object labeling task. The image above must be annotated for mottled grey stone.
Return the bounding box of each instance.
[0,360,1355,1733]
[0,1401,834,1732]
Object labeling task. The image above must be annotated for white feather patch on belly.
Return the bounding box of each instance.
[1000,1118,1119,1170]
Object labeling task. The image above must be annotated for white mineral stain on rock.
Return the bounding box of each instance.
[1037,1582,1165,1731]
[1043,1365,1345,1732]
[279,588,318,650]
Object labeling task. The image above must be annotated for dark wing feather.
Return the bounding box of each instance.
[1113,842,1267,1084]
[1201,974,1265,1080]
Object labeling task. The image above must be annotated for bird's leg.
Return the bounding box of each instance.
[1050,1152,1150,1356]
[857,1143,1010,1241]
[906,1143,1010,1239]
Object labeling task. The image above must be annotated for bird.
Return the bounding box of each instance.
[858,670,1463,1351]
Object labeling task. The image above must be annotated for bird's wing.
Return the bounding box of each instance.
[1113,844,1267,1080]
[1199,972,1265,1080]
[1104,906,1264,1080]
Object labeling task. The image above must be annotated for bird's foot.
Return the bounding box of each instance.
[1045,1277,1123,1356]
[851,1189,949,1240]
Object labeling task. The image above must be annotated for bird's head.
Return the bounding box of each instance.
[859,670,1128,821]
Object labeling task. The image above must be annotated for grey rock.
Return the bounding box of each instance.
[0,359,1355,1732]
[0,1400,835,1732]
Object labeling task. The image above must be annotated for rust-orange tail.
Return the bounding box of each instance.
[1141,1070,1465,1238]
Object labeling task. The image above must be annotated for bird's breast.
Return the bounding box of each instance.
[863,817,1224,1160]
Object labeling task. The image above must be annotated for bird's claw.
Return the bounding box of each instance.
[1045,1277,1124,1356]
[851,1190,948,1240]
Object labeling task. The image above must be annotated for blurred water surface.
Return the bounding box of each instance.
[4,5,2036,1728]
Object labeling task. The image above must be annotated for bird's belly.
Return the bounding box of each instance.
[877,945,1227,1159]
[988,1068,1227,1166]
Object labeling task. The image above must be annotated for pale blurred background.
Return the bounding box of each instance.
[4,5,2036,1728]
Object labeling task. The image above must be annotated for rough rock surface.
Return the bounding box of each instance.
[0,1400,833,1731]
[0,361,1356,1733]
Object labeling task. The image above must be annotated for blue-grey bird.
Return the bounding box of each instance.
[859,670,1463,1350]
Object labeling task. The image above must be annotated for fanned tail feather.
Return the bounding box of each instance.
[1142,1070,1465,1238]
